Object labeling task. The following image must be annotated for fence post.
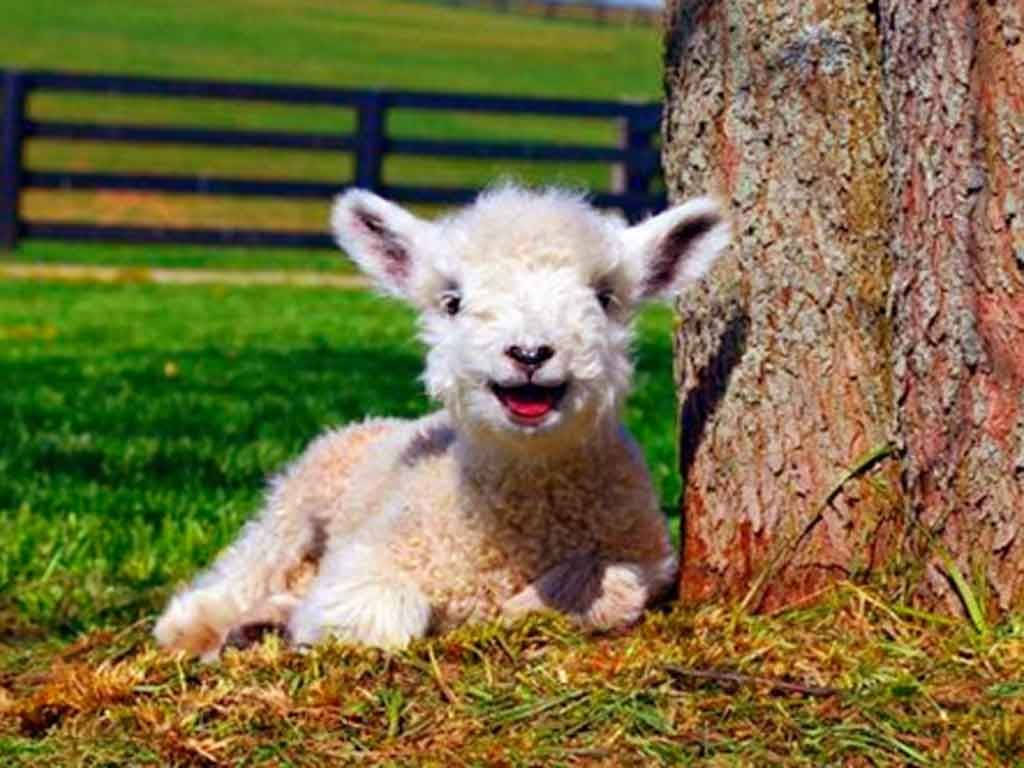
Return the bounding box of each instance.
[354,90,386,192]
[613,106,660,222]
[1,71,26,251]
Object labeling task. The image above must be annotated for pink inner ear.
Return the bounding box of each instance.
[353,207,410,282]
[641,211,721,296]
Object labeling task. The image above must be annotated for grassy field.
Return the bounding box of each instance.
[0,0,660,96]
[10,592,1024,764]
[1,0,663,271]
[0,280,679,637]
[1,280,1023,765]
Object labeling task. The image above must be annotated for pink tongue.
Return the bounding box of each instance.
[505,394,552,418]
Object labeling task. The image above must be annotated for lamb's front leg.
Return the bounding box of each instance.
[153,508,316,660]
[288,533,432,650]
[502,552,678,631]
[154,420,399,659]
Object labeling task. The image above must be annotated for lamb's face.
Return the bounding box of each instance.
[418,220,632,441]
[332,186,729,446]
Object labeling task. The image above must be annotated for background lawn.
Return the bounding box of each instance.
[0,280,679,638]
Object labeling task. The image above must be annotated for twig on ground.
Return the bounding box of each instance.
[664,664,841,698]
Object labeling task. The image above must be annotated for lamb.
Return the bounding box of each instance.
[154,184,730,658]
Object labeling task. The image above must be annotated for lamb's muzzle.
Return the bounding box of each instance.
[506,344,555,370]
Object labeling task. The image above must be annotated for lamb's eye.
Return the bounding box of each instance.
[596,288,615,311]
[441,291,461,316]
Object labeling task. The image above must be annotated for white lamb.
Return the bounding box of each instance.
[154,184,730,658]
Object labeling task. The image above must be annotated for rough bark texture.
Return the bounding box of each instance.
[665,0,1024,615]
[664,0,905,610]
[882,0,1024,613]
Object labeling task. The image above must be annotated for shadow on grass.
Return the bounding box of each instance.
[0,340,428,636]
[1,343,427,492]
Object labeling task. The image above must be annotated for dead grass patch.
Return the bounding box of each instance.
[3,583,1023,766]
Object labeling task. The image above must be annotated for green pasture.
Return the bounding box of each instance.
[0,280,679,637]
[1,0,663,271]
[0,0,659,97]
[2,279,1023,766]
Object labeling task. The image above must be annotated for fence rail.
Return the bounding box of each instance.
[0,69,665,252]
[431,0,662,26]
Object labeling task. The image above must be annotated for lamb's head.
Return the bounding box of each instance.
[332,185,729,449]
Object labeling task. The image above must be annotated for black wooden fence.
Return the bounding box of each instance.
[431,0,661,26]
[0,70,665,252]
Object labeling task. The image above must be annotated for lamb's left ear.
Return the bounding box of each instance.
[622,197,731,300]
[331,189,437,298]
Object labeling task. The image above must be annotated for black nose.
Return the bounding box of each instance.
[506,344,555,370]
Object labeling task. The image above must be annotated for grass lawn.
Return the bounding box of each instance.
[0,279,679,638]
[5,590,1024,766]
[1,0,664,272]
[1,279,1023,765]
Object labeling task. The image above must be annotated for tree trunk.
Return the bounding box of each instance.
[663,0,1024,614]
[883,0,1024,614]
[664,0,905,611]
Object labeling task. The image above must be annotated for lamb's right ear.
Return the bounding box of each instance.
[331,190,435,298]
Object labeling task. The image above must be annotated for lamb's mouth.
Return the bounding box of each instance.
[490,381,569,424]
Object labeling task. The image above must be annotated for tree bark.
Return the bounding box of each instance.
[664,0,1024,615]
[664,0,905,610]
[882,0,1024,614]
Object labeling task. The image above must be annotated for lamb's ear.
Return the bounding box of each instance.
[331,189,436,298]
[622,197,731,301]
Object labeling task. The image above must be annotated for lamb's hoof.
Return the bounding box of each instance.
[154,591,230,658]
[224,621,292,651]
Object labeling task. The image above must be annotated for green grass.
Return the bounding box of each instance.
[11,241,358,273]
[3,280,1022,766]
[0,0,660,98]
[0,0,663,271]
[0,280,678,638]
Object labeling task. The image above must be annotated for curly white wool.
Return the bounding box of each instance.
[154,184,730,657]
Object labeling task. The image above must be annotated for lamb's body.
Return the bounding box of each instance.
[327,412,672,630]
[156,411,674,656]
[155,185,728,658]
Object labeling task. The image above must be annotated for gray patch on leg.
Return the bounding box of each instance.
[533,552,604,614]
[223,621,292,651]
[308,516,328,561]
